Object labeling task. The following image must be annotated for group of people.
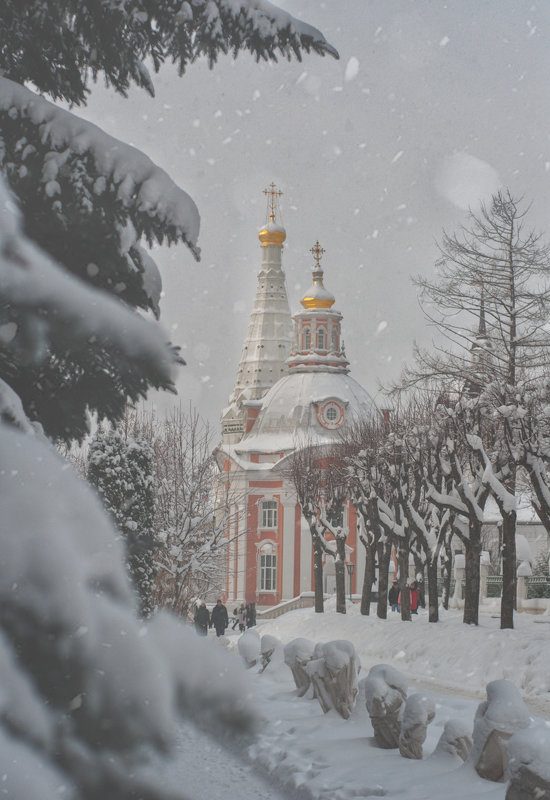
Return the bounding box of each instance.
[230,602,256,632]
[193,599,256,636]
[193,599,229,637]
[388,580,422,614]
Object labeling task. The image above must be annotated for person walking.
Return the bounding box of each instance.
[388,580,400,612]
[231,606,239,631]
[237,603,247,632]
[210,599,229,637]
[409,581,419,615]
[194,601,210,636]
[245,602,256,628]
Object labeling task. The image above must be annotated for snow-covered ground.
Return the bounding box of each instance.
[158,600,550,800]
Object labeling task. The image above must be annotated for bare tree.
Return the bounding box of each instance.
[131,407,238,618]
[397,191,550,629]
[285,441,348,613]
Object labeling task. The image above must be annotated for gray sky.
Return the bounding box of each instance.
[76,0,550,425]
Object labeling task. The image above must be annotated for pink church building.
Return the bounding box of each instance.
[216,187,377,609]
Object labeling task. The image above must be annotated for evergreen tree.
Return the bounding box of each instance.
[88,426,157,617]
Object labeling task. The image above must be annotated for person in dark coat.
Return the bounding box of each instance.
[409,581,419,615]
[210,599,229,637]
[245,602,256,628]
[194,601,210,636]
[388,580,400,612]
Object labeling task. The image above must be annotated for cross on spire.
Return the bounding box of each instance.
[263,182,283,222]
[310,240,325,267]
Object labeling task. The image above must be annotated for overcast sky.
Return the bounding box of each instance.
[75,0,550,425]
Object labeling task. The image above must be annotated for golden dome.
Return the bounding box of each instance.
[301,281,335,309]
[300,240,335,309]
[258,222,286,247]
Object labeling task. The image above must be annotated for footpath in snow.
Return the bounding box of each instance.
[157,601,550,800]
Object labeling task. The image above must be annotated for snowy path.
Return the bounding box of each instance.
[153,718,295,800]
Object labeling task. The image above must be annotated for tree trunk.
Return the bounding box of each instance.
[398,545,411,621]
[360,541,376,615]
[500,510,517,629]
[463,529,481,625]
[441,539,452,610]
[313,540,324,613]
[376,539,391,619]
[426,557,439,622]
[335,540,347,614]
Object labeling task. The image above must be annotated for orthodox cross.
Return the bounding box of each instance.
[310,240,325,267]
[263,182,283,221]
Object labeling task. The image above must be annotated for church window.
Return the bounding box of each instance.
[260,552,277,591]
[331,328,338,351]
[317,328,326,349]
[303,328,311,349]
[261,500,278,529]
[326,405,338,421]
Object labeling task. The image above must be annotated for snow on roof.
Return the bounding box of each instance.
[234,371,378,454]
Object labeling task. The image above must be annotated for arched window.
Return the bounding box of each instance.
[331,328,338,351]
[261,500,278,529]
[317,328,326,350]
[303,328,311,350]
[259,543,277,591]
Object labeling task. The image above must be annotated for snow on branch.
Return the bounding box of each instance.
[0,77,201,258]
[186,0,340,64]
[0,178,178,388]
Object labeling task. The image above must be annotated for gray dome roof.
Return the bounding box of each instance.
[236,371,378,454]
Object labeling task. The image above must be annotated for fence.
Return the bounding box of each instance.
[484,575,550,599]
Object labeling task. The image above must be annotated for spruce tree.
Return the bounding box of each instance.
[88,426,157,617]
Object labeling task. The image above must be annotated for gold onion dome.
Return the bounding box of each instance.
[301,240,335,309]
[258,221,286,247]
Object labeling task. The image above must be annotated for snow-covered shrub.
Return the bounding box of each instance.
[398,693,436,759]
[88,426,157,617]
[363,664,408,749]
[469,680,531,782]
[432,719,472,762]
[284,637,317,696]
[260,634,284,673]
[238,628,261,669]
[0,424,257,799]
[306,640,360,719]
[506,726,550,800]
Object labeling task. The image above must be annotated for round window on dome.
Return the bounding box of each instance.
[317,400,344,430]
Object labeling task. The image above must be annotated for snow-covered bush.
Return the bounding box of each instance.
[284,637,316,696]
[88,425,157,617]
[260,634,284,673]
[506,726,550,800]
[238,628,261,669]
[363,664,408,749]
[469,680,531,782]
[432,718,472,762]
[398,693,436,759]
[0,423,257,799]
[306,640,360,719]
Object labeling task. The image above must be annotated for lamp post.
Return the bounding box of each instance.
[346,562,355,603]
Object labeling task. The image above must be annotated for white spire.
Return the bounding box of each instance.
[221,185,293,443]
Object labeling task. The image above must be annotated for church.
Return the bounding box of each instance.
[216,186,378,609]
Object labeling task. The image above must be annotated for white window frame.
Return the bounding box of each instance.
[317,327,326,349]
[261,499,278,529]
[257,540,278,593]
